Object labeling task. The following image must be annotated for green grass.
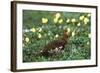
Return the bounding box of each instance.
[22,10,91,62]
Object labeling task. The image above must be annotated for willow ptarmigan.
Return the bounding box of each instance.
[34,29,71,56]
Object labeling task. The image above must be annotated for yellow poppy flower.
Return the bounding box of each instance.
[87,14,91,17]
[54,18,58,23]
[42,18,48,24]
[66,19,70,23]
[30,28,36,32]
[55,13,61,18]
[58,19,63,24]
[84,17,89,24]
[71,18,76,23]
[79,15,84,20]
[25,37,29,43]
[77,23,81,26]
[88,33,91,38]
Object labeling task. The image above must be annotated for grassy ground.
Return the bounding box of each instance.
[22,10,91,62]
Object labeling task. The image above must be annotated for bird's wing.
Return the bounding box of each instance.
[42,39,65,52]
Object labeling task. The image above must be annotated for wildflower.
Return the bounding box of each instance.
[24,29,29,32]
[59,26,62,29]
[84,17,89,24]
[72,31,75,37]
[38,28,42,32]
[87,42,90,45]
[71,18,76,23]
[42,18,48,24]
[88,33,91,38]
[77,23,81,26]
[48,32,51,36]
[66,19,70,23]
[54,18,58,23]
[67,28,71,33]
[25,37,29,43]
[30,27,36,32]
[58,19,63,24]
[79,15,84,20]
[87,14,91,17]
[38,33,42,38]
[55,34,59,38]
[55,13,61,18]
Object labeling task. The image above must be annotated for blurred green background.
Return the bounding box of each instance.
[23,10,91,62]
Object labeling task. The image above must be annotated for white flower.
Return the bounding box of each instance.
[67,28,71,33]
[38,28,42,32]
[87,42,90,45]
[72,31,75,37]
[25,37,29,42]
[30,28,36,32]
[77,23,81,26]
[42,18,48,24]
[24,29,29,32]
[55,34,59,38]
[38,33,42,38]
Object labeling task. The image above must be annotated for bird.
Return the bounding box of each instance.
[33,29,71,57]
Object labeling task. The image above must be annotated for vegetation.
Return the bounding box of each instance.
[23,10,91,62]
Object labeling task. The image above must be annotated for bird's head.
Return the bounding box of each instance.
[63,29,72,38]
[60,29,72,42]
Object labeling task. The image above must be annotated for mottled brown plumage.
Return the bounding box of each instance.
[38,30,71,56]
